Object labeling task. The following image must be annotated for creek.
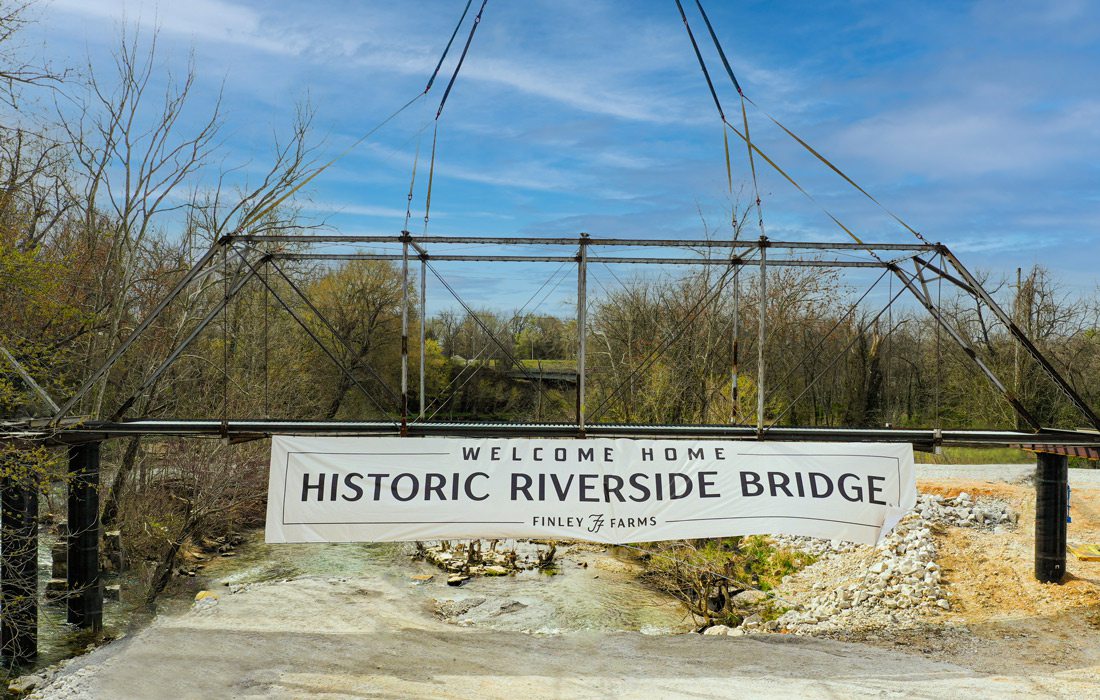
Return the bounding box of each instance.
[27,532,690,673]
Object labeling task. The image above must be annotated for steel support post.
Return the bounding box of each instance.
[1,462,38,664]
[67,442,102,630]
[731,262,740,423]
[757,237,768,434]
[401,233,410,428]
[419,255,427,420]
[1035,452,1068,583]
[577,234,588,433]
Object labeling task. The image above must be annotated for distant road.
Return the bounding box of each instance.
[916,463,1100,485]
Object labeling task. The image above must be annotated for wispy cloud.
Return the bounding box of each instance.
[49,0,310,55]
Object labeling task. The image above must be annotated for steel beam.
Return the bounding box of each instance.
[241,233,935,252]
[941,248,1100,432]
[419,254,427,420]
[895,263,1041,430]
[271,252,888,268]
[16,419,1100,449]
[757,237,767,434]
[401,232,410,428]
[111,262,262,421]
[53,236,231,422]
[246,258,401,421]
[577,235,588,432]
[0,344,60,414]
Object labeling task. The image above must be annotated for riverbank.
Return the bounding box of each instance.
[17,464,1100,698]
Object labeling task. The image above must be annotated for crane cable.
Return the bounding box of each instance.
[692,0,765,239]
[237,0,482,234]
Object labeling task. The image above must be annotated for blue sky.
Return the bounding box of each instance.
[26,0,1100,314]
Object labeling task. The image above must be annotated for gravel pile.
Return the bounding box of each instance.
[763,517,946,634]
[914,492,1017,529]
[728,493,1017,636]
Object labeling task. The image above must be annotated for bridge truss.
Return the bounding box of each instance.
[5,231,1099,451]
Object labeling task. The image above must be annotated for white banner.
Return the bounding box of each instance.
[265,436,916,545]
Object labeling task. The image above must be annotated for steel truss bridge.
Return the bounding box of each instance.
[6,232,1100,448]
[1,233,1098,665]
[2,0,1097,663]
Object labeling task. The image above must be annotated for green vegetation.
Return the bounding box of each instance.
[636,536,815,627]
[915,446,1035,464]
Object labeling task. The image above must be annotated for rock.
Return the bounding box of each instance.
[447,575,469,587]
[8,674,42,695]
[733,589,768,606]
[729,627,746,636]
[104,584,121,602]
[741,613,762,627]
[44,578,67,603]
[703,625,730,635]
[103,530,122,550]
[410,574,434,584]
[484,565,508,576]
[194,590,219,607]
[936,599,951,610]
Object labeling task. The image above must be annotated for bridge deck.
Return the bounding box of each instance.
[5,419,1100,451]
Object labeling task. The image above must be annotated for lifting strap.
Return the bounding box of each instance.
[437,0,489,120]
[425,0,475,94]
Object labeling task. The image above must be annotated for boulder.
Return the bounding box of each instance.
[732,589,767,606]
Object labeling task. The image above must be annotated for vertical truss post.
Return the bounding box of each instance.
[401,231,410,432]
[1,459,38,664]
[67,442,102,631]
[577,234,589,433]
[730,259,740,423]
[757,237,768,435]
[1035,452,1068,583]
[419,252,427,420]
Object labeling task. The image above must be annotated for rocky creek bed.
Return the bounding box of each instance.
[15,482,1100,698]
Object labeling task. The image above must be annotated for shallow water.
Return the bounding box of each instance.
[199,535,691,634]
[32,530,137,670]
[26,533,689,674]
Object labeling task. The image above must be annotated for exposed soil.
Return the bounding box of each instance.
[905,479,1100,677]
